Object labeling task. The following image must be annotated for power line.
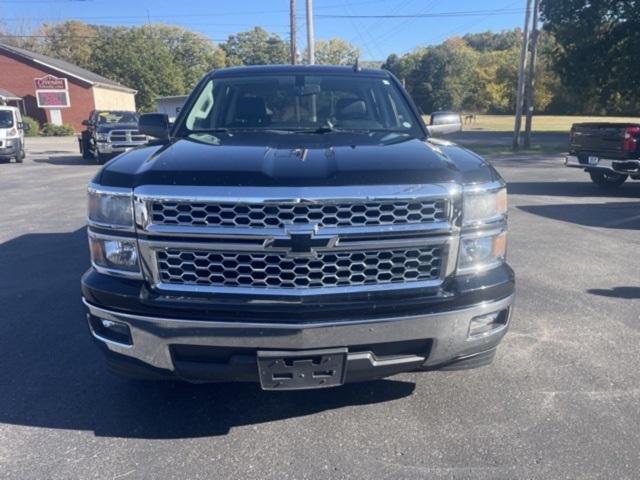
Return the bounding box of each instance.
[0,0,94,3]
[368,0,438,47]
[416,0,522,46]
[316,8,525,19]
[352,0,414,45]
[340,0,382,60]
[0,33,229,42]
[0,0,397,22]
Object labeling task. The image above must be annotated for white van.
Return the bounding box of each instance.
[0,106,28,163]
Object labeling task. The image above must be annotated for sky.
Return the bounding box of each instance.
[0,0,527,60]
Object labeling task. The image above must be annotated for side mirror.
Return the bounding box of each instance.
[82,119,91,127]
[20,122,30,132]
[427,123,462,136]
[139,113,170,140]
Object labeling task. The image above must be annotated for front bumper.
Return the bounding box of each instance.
[96,142,147,154]
[83,292,514,384]
[565,155,640,175]
[0,138,19,157]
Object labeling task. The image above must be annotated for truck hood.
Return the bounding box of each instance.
[98,132,492,188]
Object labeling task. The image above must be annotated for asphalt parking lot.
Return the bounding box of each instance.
[1,137,639,479]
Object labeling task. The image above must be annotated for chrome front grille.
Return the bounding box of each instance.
[135,184,461,295]
[149,199,448,229]
[109,130,128,142]
[109,130,147,144]
[156,246,442,289]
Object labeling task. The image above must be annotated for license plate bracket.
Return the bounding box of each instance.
[588,155,599,165]
[257,348,347,390]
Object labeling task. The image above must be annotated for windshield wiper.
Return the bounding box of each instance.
[291,126,352,134]
[189,128,232,134]
[189,128,302,135]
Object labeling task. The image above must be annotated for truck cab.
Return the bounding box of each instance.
[79,110,148,163]
[82,65,514,390]
[0,106,27,163]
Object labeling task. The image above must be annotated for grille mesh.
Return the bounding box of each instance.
[156,247,442,289]
[150,199,448,229]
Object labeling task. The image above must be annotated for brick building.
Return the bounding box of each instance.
[0,42,136,132]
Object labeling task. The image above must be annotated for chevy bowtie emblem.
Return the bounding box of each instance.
[265,229,337,257]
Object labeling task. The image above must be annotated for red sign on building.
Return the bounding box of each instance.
[34,75,67,90]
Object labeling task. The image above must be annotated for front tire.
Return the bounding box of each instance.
[15,143,25,163]
[81,132,95,160]
[589,170,627,188]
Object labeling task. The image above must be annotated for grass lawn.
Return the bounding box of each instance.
[455,115,640,133]
[461,143,568,156]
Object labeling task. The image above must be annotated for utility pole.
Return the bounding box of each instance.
[305,0,315,64]
[512,0,533,150]
[290,0,297,64]
[524,0,540,148]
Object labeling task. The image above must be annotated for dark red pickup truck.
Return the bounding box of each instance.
[565,122,640,187]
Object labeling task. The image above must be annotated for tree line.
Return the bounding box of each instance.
[1,0,638,115]
[1,22,359,111]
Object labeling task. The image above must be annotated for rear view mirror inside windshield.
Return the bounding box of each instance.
[295,84,321,96]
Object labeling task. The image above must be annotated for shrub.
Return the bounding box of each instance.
[40,122,76,136]
[22,116,40,137]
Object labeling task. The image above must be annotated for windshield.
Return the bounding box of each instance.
[0,111,14,128]
[96,111,139,124]
[181,74,423,137]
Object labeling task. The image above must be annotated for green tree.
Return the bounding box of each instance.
[470,48,519,113]
[13,22,227,111]
[311,38,360,65]
[90,26,185,111]
[221,27,288,66]
[382,49,426,89]
[541,0,640,114]
[38,21,98,69]
[408,38,479,113]
[149,25,226,89]
[462,30,520,52]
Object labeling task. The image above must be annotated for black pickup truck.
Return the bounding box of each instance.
[79,110,148,163]
[566,122,640,187]
[81,65,514,390]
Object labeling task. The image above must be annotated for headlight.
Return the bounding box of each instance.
[463,187,507,226]
[458,230,507,274]
[88,186,134,229]
[89,233,140,276]
[96,132,109,141]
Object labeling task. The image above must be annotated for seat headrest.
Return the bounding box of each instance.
[336,98,367,121]
[235,97,267,124]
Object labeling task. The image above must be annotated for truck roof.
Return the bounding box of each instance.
[211,64,390,78]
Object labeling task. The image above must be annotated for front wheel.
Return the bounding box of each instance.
[589,170,627,188]
[15,143,25,163]
[81,133,95,160]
